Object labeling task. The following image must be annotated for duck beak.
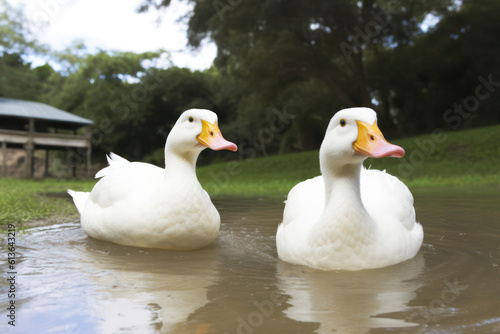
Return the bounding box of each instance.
[197,120,238,152]
[353,120,405,158]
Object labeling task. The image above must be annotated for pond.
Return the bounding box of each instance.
[1,187,500,334]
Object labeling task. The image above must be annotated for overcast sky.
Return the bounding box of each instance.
[6,0,216,70]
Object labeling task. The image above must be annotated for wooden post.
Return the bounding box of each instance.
[44,149,50,177]
[2,141,6,177]
[71,148,77,178]
[86,147,92,178]
[25,118,35,178]
[25,143,34,178]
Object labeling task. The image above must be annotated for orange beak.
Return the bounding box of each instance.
[353,120,404,158]
[197,120,238,152]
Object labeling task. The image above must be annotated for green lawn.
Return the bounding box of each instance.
[198,124,500,196]
[0,178,94,227]
[1,124,499,227]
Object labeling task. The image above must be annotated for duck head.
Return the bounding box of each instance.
[166,109,237,155]
[320,107,404,170]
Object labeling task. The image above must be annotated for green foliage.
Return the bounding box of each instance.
[40,49,168,158]
[0,52,41,99]
[183,0,453,107]
[0,0,48,100]
[141,0,500,150]
[104,66,233,161]
[369,0,500,136]
[0,0,42,55]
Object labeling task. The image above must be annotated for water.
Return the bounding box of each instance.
[1,187,500,334]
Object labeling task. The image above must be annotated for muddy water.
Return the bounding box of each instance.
[1,187,500,334]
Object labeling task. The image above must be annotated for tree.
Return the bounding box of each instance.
[0,0,47,100]
[121,66,233,163]
[139,0,455,135]
[369,0,500,135]
[40,48,168,158]
[0,0,41,55]
[41,45,233,162]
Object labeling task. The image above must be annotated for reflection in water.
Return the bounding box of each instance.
[0,221,217,334]
[79,239,217,334]
[277,253,424,334]
[1,188,500,333]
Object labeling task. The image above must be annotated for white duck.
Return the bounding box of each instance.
[68,109,237,250]
[276,107,423,270]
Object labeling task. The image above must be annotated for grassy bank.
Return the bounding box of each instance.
[197,124,500,196]
[0,178,94,227]
[1,124,499,226]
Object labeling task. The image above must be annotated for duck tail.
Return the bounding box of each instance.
[95,152,130,179]
[67,189,89,215]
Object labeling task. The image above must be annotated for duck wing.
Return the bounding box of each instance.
[281,175,324,228]
[281,169,417,231]
[360,168,416,231]
[89,153,165,208]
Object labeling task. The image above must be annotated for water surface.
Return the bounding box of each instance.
[1,187,500,333]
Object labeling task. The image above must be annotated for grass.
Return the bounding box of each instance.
[0,178,94,228]
[197,124,500,196]
[1,124,499,227]
[197,150,320,198]
[361,124,500,187]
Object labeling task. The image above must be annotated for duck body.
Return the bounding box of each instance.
[76,155,219,250]
[276,108,423,270]
[69,109,237,250]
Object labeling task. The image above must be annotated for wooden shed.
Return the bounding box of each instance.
[0,97,93,178]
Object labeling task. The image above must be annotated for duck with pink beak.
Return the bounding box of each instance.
[277,107,423,271]
[68,109,238,250]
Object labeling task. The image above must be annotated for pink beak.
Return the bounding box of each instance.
[209,136,238,152]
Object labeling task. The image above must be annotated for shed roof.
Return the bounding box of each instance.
[0,97,93,126]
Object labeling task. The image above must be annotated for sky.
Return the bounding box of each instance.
[6,0,217,70]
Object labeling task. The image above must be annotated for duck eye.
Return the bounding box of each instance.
[188,117,194,122]
[210,131,214,137]
[369,135,375,142]
[340,119,346,127]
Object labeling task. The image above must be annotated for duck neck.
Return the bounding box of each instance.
[318,162,371,228]
[308,162,374,254]
[163,146,200,184]
[324,163,363,208]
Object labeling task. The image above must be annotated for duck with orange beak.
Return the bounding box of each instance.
[277,107,423,270]
[68,109,237,250]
